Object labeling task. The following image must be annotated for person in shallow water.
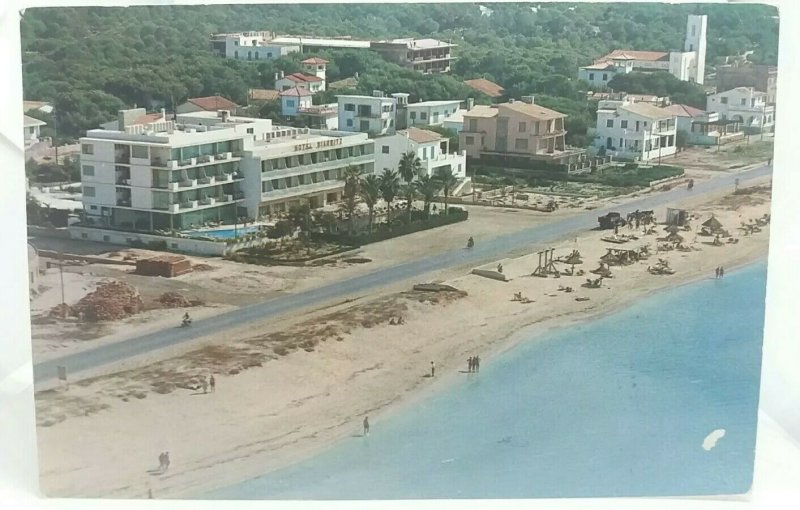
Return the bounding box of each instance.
[363,416,369,436]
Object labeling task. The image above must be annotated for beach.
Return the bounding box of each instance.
[34,181,772,499]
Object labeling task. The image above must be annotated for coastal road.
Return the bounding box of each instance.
[33,164,772,384]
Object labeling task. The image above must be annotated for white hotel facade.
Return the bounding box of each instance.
[79,108,374,230]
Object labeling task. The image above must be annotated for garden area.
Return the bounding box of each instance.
[227,156,470,265]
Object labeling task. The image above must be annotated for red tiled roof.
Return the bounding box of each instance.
[663,103,706,118]
[599,49,670,62]
[463,78,505,98]
[279,86,312,97]
[187,95,238,111]
[133,112,165,125]
[302,57,329,65]
[400,127,444,144]
[283,72,322,83]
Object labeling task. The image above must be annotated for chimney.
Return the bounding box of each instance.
[219,110,230,122]
[280,70,285,79]
[521,95,535,104]
[274,72,279,81]
[466,98,474,111]
[354,72,359,80]
[160,108,166,119]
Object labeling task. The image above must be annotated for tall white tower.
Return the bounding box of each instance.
[684,14,707,84]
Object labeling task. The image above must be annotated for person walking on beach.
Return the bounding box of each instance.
[430,361,436,377]
[720,266,724,278]
[715,267,720,279]
[209,374,216,393]
[164,452,170,472]
[201,376,208,394]
[475,356,481,372]
[363,416,370,436]
[158,452,165,472]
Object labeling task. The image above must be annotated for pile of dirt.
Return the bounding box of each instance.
[192,263,214,271]
[157,292,192,308]
[67,281,142,322]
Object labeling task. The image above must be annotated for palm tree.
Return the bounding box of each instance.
[398,151,422,223]
[379,169,400,224]
[435,167,459,215]
[341,165,362,235]
[414,174,441,218]
[359,174,381,233]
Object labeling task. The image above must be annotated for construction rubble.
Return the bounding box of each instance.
[50,281,143,322]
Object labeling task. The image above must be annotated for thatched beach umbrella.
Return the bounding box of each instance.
[702,215,724,231]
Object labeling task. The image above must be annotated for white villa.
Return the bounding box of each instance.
[280,87,313,117]
[593,99,678,162]
[210,31,300,61]
[374,127,467,179]
[706,87,775,134]
[275,71,325,93]
[78,107,375,232]
[24,115,47,146]
[662,103,745,146]
[337,93,397,137]
[579,15,707,87]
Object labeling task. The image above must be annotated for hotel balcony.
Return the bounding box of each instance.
[151,152,237,169]
[261,179,344,201]
[261,154,374,180]
[180,200,199,210]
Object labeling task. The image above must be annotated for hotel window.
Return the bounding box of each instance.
[465,136,475,145]
[382,145,390,154]
[82,165,95,176]
[620,120,628,129]
[606,119,614,128]
[247,128,254,134]
[420,112,427,120]
[131,145,148,159]
[267,52,273,58]
[518,122,526,132]
[255,52,259,60]
[83,186,96,197]
[81,143,94,155]
[720,97,728,104]
[515,138,529,150]
[346,119,353,127]
[287,100,295,107]
[344,103,355,112]
[741,98,747,106]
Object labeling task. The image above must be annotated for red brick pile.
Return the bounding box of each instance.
[158,292,192,308]
[69,281,143,322]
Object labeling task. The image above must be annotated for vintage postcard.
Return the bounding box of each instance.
[22,1,777,500]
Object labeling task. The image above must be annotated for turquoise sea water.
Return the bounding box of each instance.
[209,261,767,500]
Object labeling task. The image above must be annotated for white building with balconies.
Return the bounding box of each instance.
[242,129,374,218]
[706,87,775,134]
[79,108,270,231]
[337,93,397,137]
[593,100,678,162]
[374,127,466,179]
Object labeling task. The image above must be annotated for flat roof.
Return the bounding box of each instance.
[271,36,370,48]
[407,100,462,108]
[462,105,498,118]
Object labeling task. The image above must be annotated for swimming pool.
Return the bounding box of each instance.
[187,226,259,239]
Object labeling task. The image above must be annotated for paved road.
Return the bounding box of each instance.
[33,164,772,384]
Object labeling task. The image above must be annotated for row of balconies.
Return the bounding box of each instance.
[158,173,240,191]
[150,152,237,169]
[154,193,242,213]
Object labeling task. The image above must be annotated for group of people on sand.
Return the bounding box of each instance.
[199,374,216,394]
[157,452,171,473]
[715,266,726,279]
[467,356,481,373]
[389,316,405,326]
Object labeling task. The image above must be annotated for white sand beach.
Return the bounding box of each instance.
[34,181,772,499]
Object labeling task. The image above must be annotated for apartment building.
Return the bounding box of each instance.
[242,129,374,217]
[79,109,267,231]
[374,127,466,179]
[79,107,375,231]
[706,87,775,133]
[459,97,588,169]
[372,38,456,74]
[337,93,397,137]
[593,100,678,162]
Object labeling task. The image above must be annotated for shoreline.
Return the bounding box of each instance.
[35,185,772,499]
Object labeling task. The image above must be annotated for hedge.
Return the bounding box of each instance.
[312,208,469,247]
